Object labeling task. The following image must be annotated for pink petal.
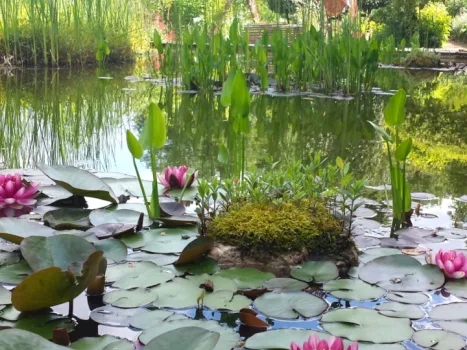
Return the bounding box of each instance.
[316,340,329,350]
[14,187,26,198]
[444,260,455,274]
[453,255,464,270]
[329,337,344,350]
[308,334,320,347]
[436,257,445,270]
[21,184,40,198]
[347,342,359,350]
[451,271,465,279]
[158,173,170,188]
[16,199,37,206]
[4,181,15,196]
[448,251,457,261]
[4,198,16,205]
[290,342,302,350]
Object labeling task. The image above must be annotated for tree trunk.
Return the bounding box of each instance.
[246,0,261,23]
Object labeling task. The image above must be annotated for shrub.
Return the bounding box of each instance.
[403,49,441,67]
[445,0,467,16]
[418,2,452,47]
[208,200,344,255]
[451,13,467,43]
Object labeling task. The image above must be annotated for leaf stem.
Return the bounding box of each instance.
[132,157,151,218]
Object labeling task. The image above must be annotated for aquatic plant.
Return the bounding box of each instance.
[290,334,359,350]
[426,249,467,279]
[158,166,198,189]
[0,174,40,207]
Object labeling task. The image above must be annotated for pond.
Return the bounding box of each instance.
[1,65,467,349]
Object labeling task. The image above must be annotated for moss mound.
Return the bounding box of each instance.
[208,200,343,255]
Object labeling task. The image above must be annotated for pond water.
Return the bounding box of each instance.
[1,65,467,349]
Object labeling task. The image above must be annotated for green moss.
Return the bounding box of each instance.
[208,200,343,255]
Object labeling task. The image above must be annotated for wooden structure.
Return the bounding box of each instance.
[245,24,302,45]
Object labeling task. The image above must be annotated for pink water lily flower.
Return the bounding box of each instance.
[290,334,358,350]
[0,174,40,207]
[158,166,198,189]
[426,249,467,279]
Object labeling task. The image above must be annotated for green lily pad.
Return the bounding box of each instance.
[204,291,251,311]
[358,255,445,292]
[412,329,465,350]
[0,286,11,304]
[445,279,467,299]
[125,252,178,266]
[216,268,275,290]
[39,165,118,203]
[253,292,327,320]
[263,278,309,292]
[43,209,91,230]
[37,185,73,206]
[290,261,338,283]
[0,261,31,285]
[0,305,28,321]
[90,305,147,326]
[142,235,197,254]
[186,274,238,292]
[93,239,127,262]
[323,279,385,301]
[106,261,159,283]
[120,228,198,249]
[375,302,425,319]
[166,187,199,201]
[321,308,414,343]
[112,266,175,289]
[70,335,134,350]
[20,235,96,272]
[12,251,103,311]
[89,209,152,227]
[175,237,214,265]
[172,257,219,275]
[139,319,240,350]
[0,251,21,266]
[103,288,158,308]
[146,326,220,350]
[386,291,430,304]
[0,329,69,349]
[102,178,153,198]
[151,278,205,309]
[14,312,75,338]
[86,223,135,240]
[359,248,402,264]
[0,218,56,244]
[129,310,174,330]
[430,303,467,337]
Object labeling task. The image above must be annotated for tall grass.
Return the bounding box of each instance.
[0,0,147,66]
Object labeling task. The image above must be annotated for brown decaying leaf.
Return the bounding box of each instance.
[200,280,214,292]
[239,309,268,328]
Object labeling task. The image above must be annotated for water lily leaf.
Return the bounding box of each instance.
[263,278,308,292]
[354,236,381,249]
[358,255,445,292]
[121,227,197,249]
[430,303,467,337]
[125,252,178,266]
[166,187,199,201]
[175,237,214,265]
[376,302,424,319]
[216,267,275,290]
[142,235,197,254]
[0,218,56,244]
[112,266,174,289]
[323,279,385,301]
[43,209,91,230]
[36,185,73,206]
[71,335,134,350]
[204,291,251,311]
[89,209,152,227]
[386,292,430,304]
[0,286,11,304]
[411,192,437,201]
[412,330,465,350]
[139,319,240,350]
[239,309,268,328]
[436,228,467,240]
[0,251,20,266]
[354,207,377,219]
[0,260,31,285]
[12,251,103,311]
[14,312,74,338]
[172,257,219,275]
[353,218,381,231]
[158,215,199,227]
[106,261,159,283]
[445,279,467,299]
[93,239,127,262]
[90,305,146,326]
[0,329,69,349]
[87,223,135,240]
[146,326,220,350]
[290,261,338,283]
[359,248,402,264]
[321,308,414,343]
[186,274,237,292]
[20,235,96,272]
[102,179,154,199]
[160,202,186,217]
[0,305,39,321]
[253,292,327,320]
[151,278,204,309]
[129,310,174,330]
[39,165,118,203]
[104,288,158,308]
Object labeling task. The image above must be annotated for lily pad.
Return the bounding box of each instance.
[175,237,215,265]
[412,330,465,350]
[354,236,381,249]
[290,261,338,283]
[160,202,186,217]
[166,187,199,201]
[354,207,377,218]
[430,303,467,337]
[204,291,251,311]
[353,218,381,231]
[102,178,153,198]
[0,305,23,321]
[0,251,20,266]
[358,255,445,292]
[93,238,127,262]
[0,218,56,244]
[436,228,467,240]
[70,335,134,350]
[87,223,135,240]
[172,257,219,275]
[0,286,11,304]
[151,278,207,309]
[90,305,147,326]
[158,215,199,227]
[14,312,74,338]
[146,326,220,350]
[411,192,437,200]
[37,185,73,205]
[263,278,309,292]
[20,235,96,271]
[43,209,91,230]
[0,260,31,285]
[0,329,69,350]
[386,292,430,304]
[121,227,197,249]
[112,266,175,289]
[142,234,197,254]
[106,261,160,283]
[375,302,424,319]
[445,279,467,299]
[125,252,178,266]
[103,288,158,308]
[129,310,174,329]
[216,268,275,290]
[323,279,385,301]
[89,209,152,227]
[359,248,402,264]
[321,308,414,343]
[39,165,118,203]
[186,274,238,292]
[253,292,327,320]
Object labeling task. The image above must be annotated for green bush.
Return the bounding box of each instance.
[451,13,467,43]
[445,0,467,16]
[418,2,452,47]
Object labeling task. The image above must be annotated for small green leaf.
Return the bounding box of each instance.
[153,29,163,52]
[395,138,412,162]
[126,130,143,159]
[384,89,407,126]
[220,70,236,107]
[336,157,344,170]
[230,70,250,119]
[368,121,392,142]
[217,144,229,164]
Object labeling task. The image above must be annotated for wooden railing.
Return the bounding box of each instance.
[245,24,303,44]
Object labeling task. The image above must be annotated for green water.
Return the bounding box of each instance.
[1,66,467,199]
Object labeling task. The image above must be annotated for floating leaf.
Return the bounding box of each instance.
[253,292,327,320]
[106,261,158,283]
[0,286,11,304]
[386,292,430,305]
[93,239,127,262]
[14,312,74,338]
[216,268,275,290]
[412,330,465,350]
[112,266,174,289]
[290,261,338,283]
[0,218,55,244]
[376,302,424,319]
[160,202,186,217]
[0,329,69,350]
[0,261,31,285]
[204,291,251,311]
[321,308,414,343]
[175,237,214,265]
[359,248,402,264]
[0,305,23,321]
[87,223,135,240]
[323,279,385,301]
[43,209,91,230]
[90,305,146,326]
[165,188,199,202]
[411,192,437,201]
[121,227,197,249]
[263,278,308,292]
[103,288,158,308]
[39,165,118,203]
[125,252,178,266]
[89,209,152,227]
[146,326,220,350]
[152,278,207,309]
[239,309,268,328]
[172,257,219,275]
[129,310,174,330]
[0,251,20,266]
[430,303,467,337]
[70,335,134,350]
[445,279,467,299]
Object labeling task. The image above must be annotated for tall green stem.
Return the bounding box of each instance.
[132,157,151,217]
[150,148,160,218]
